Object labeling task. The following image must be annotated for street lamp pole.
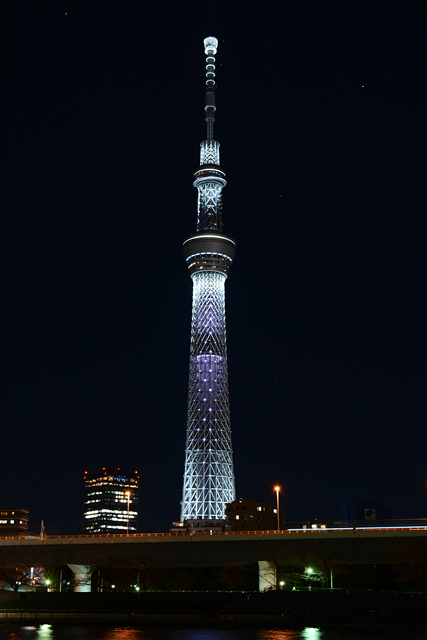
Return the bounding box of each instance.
[125,491,131,536]
[274,486,280,531]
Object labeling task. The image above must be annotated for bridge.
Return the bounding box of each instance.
[1,527,426,592]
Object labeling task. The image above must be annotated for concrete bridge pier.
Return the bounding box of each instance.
[258,560,276,591]
[68,564,92,592]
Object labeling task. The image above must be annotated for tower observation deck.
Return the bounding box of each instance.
[180,37,236,523]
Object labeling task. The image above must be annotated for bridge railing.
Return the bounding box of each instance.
[1,525,427,541]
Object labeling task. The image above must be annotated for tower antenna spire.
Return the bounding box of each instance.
[203,36,218,141]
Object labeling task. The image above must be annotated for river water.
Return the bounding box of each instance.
[1,625,426,640]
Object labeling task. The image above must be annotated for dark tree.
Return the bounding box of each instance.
[0,565,34,591]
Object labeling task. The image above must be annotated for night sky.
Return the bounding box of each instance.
[2,1,426,534]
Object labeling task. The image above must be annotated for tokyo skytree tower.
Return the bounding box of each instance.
[180,37,236,522]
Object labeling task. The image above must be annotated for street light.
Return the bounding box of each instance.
[274,486,280,531]
[305,566,313,591]
[125,491,131,536]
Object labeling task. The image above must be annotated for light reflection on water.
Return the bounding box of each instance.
[300,629,322,640]
[20,624,54,639]
[256,630,300,640]
[102,629,150,640]
[7,625,427,640]
[257,631,300,640]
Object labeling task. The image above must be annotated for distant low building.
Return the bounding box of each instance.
[300,519,342,530]
[341,501,392,527]
[225,498,285,531]
[83,468,139,534]
[170,519,225,533]
[0,508,29,537]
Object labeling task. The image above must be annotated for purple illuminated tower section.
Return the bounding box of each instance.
[180,37,236,522]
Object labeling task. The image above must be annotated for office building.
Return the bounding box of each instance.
[225,499,285,531]
[0,508,29,536]
[83,467,139,534]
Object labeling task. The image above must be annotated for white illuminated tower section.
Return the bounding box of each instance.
[180,37,236,522]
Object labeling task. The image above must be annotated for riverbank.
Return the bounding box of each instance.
[0,590,426,627]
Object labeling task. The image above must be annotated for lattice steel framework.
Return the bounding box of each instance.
[196,182,223,232]
[180,37,236,522]
[181,272,234,519]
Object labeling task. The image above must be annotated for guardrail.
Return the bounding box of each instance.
[1,525,427,541]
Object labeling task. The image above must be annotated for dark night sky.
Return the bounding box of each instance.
[2,1,426,534]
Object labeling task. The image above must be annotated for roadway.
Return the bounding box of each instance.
[1,527,426,568]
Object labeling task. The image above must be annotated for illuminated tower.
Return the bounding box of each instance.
[180,37,236,523]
